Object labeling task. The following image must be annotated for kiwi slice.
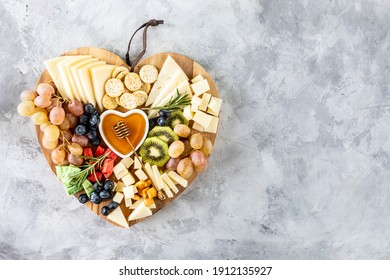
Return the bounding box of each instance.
[148,126,178,145]
[167,111,189,129]
[140,137,170,167]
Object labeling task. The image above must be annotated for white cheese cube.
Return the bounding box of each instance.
[107,207,128,228]
[183,105,194,121]
[113,162,127,178]
[191,74,204,84]
[121,157,134,169]
[115,181,125,192]
[135,169,148,181]
[191,79,210,96]
[122,173,135,186]
[192,122,205,132]
[193,111,213,129]
[161,173,179,194]
[123,186,135,199]
[133,185,138,194]
[113,192,124,204]
[125,198,133,207]
[207,97,222,116]
[167,171,188,188]
[199,92,211,111]
[204,116,219,133]
[134,156,142,169]
[191,96,202,112]
[207,107,218,116]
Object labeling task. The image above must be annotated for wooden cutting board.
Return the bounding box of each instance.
[35,47,219,228]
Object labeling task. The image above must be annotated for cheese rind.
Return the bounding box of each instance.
[191,79,210,96]
[193,111,213,128]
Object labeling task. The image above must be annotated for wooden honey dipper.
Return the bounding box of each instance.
[113,120,166,200]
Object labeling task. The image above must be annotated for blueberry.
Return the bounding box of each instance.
[101,206,110,216]
[157,117,167,126]
[149,118,156,128]
[89,124,98,131]
[160,110,171,118]
[75,124,87,135]
[84,103,95,114]
[93,182,103,192]
[91,137,101,146]
[108,201,119,210]
[92,110,100,117]
[90,192,102,204]
[90,191,99,199]
[78,194,89,204]
[86,130,97,140]
[108,190,114,199]
[103,180,115,191]
[99,190,110,199]
[89,115,100,126]
[79,114,89,125]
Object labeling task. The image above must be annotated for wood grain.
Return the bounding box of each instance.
[35,47,219,228]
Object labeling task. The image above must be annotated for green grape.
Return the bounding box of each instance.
[17,101,36,116]
[31,111,48,125]
[20,90,37,102]
[42,136,58,150]
[44,125,60,142]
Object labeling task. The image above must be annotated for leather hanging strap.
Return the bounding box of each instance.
[126,19,164,71]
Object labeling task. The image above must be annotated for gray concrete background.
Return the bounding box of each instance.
[1,0,390,259]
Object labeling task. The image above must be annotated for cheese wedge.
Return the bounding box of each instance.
[77,61,106,106]
[191,74,204,84]
[134,156,142,169]
[144,163,158,189]
[44,56,70,100]
[122,173,135,186]
[130,198,156,210]
[161,173,179,194]
[56,56,76,100]
[125,198,133,207]
[128,202,152,221]
[162,181,174,198]
[90,64,116,112]
[191,96,202,112]
[69,58,98,101]
[107,207,128,228]
[146,55,188,106]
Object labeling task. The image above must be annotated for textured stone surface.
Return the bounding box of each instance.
[1,0,390,259]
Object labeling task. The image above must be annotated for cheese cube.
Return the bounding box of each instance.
[152,165,164,190]
[198,93,211,111]
[191,79,210,96]
[123,186,135,199]
[113,162,127,178]
[183,105,194,121]
[192,122,205,132]
[204,116,219,133]
[115,181,126,192]
[191,96,202,112]
[113,192,124,204]
[133,185,138,193]
[125,198,133,207]
[135,169,148,181]
[167,171,188,188]
[207,97,222,116]
[207,107,218,116]
[122,173,135,186]
[134,156,142,169]
[107,207,128,228]
[193,111,213,129]
[161,173,179,194]
[191,74,204,84]
[121,157,134,169]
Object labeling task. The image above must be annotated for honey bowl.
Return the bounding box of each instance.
[98,109,149,158]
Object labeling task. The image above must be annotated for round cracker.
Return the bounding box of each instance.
[120,92,138,110]
[132,90,148,106]
[112,66,129,78]
[116,70,129,81]
[139,65,158,84]
[105,78,124,97]
[140,82,151,94]
[102,94,118,110]
[124,72,142,92]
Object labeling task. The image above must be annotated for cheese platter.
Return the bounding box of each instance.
[17,22,222,228]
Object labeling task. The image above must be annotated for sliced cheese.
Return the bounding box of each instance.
[193,110,213,128]
[56,56,76,100]
[144,163,158,189]
[192,121,205,132]
[167,171,188,188]
[191,79,210,96]
[135,169,148,181]
[69,58,99,102]
[107,207,128,228]
[162,181,174,198]
[152,165,164,190]
[207,97,222,116]
[199,92,212,111]
[191,96,202,112]
[123,186,135,199]
[90,64,116,112]
[128,202,152,221]
[183,105,194,121]
[133,185,138,194]
[122,173,135,186]
[161,173,179,194]
[77,61,106,106]
[121,157,134,169]
[44,56,70,99]
[146,55,188,106]
[134,156,142,169]
[191,74,204,84]
[204,116,219,133]
[113,192,124,204]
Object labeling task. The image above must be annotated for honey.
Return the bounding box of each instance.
[101,113,146,155]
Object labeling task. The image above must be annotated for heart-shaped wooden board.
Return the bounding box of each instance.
[35,47,219,228]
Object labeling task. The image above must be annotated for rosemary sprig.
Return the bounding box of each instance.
[68,153,109,187]
[146,90,191,111]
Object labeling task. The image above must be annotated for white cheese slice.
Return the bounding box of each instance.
[107,207,128,228]
[123,186,135,199]
[69,58,98,102]
[56,56,76,100]
[152,165,164,190]
[162,181,174,198]
[113,192,124,204]
[207,97,222,116]
[135,169,148,181]
[199,93,212,111]
[44,56,70,100]
[191,74,204,84]
[204,116,219,133]
[90,64,116,112]
[121,157,134,169]
[125,198,133,207]
[167,171,188,188]
[145,55,188,106]
[144,163,158,189]
[134,156,142,169]
[161,173,179,194]
[192,122,205,132]
[193,111,213,128]
[133,185,138,194]
[191,79,210,96]
[122,173,135,186]
[115,181,125,193]
[183,105,194,121]
[128,202,152,221]
[191,96,202,112]
[77,61,106,106]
